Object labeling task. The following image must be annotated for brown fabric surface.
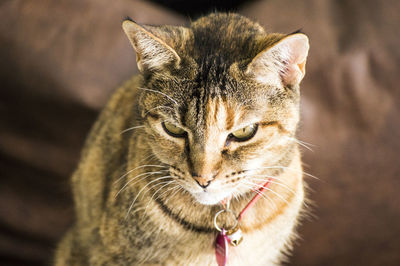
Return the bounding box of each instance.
[1,0,399,265]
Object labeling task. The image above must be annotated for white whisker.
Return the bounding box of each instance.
[144,105,175,116]
[138,154,157,165]
[246,165,318,180]
[164,186,183,204]
[145,180,176,213]
[115,171,168,198]
[249,174,295,194]
[127,206,146,217]
[239,183,278,211]
[297,139,315,147]
[120,125,145,134]
[125,176,173,219]
[242,180,289,205]
[139,87,178,105]
[249,176,296,194]
[286,136,314,152]
[156,184,181,203]
[139,177,174,202]
[143,180,176,215]
[114,165,168,184]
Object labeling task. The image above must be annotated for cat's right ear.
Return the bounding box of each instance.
[122,20,181,73]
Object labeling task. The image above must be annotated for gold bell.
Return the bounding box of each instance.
[226,227,243,246]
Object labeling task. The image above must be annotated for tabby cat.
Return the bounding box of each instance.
[55,13,309,265]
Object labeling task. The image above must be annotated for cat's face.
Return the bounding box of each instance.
[140,68,299,205]
[123,13,309,205]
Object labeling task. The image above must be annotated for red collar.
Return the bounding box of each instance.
[238,178,272,221]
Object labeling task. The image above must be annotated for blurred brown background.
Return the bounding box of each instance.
[1,0,399,265]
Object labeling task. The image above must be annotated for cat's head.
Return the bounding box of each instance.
[123,13,309,205]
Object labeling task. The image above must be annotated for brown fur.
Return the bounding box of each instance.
[55,13,309,265]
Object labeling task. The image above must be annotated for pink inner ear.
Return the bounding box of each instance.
[281,58,306,86]
[245,34,309,86]
[298,61,306,75]
[281,64,300,86]
[280,34,309,86]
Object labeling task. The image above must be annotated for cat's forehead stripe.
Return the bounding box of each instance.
[224,101,236,131]
[204,96,236,133]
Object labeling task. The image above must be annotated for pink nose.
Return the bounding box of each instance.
[192,172,217,188]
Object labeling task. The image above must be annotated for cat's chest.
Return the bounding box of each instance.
[159,227,286,266]
[152,184,303,266]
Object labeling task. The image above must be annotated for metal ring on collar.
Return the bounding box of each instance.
[213,209,238,232]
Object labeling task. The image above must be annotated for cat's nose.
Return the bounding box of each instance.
[192,172,218,189]
[195,179,211,189]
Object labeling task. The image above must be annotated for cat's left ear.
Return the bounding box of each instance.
[246,33,309,86]
[122,19,181,72]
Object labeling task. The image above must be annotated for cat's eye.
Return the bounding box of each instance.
[229,124,258,142]
[162,122,186,137]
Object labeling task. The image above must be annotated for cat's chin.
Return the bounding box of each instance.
[191,191,231,205]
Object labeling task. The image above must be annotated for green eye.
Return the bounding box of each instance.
[230,124,258,141]
[162,122,186,137]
